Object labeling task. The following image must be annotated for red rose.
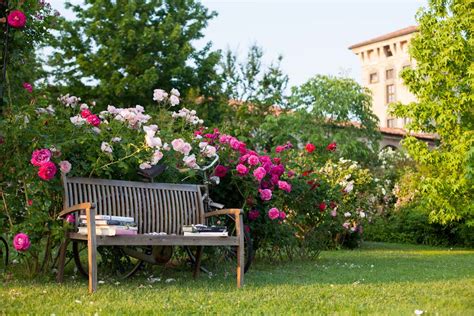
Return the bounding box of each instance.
[86,114,101,127]
[81,109,92,118]
[319,202,327,212]
[214,165,228,178]
[326,142,337,151]
[305,143,316,153]
[38,161,57,181]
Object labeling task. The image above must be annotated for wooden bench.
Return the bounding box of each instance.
[56,176,245,293]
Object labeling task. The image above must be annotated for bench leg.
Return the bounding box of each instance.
[56,238,69,283]
[237,243,244,288]
[87,207,98,293]
[193,246,203,279]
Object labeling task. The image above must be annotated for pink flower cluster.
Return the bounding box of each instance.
[80,109,101,127]
[268,207,286,220]
[217,133,293,224]
[30,149,71,181]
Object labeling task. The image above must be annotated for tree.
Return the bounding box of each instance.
[260,75,380,165]
[0,0,57,113]
[48,0,223,108]
[390,0,473,225]
[219,44,289,145]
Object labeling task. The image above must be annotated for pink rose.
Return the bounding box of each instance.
[214,165,228,178]
[259,189,272,201]
[59,160,72,174]
[81,109,92,118]
[38,161,57,181]
[270,164,285,177]
[319,202,327,212]
[342,222,350,230]
[27,199,33,206]
[7,10,27,29]
[278,180,292,193]
[275,145,285,153]
[259,155,271,164]
[171,138,185,152]
[279,211,286,220]
[248,209,260,221]
[247,155,259,166]
[30,149,51,166]
[86,114,101,127]
[253,167,266,182]
[13,233,30,252]
[181,142,192,155]
[229,138,240,150]
[236,164,249,175]
[239,154,250,164]
[65,214,75,224]
[331,209,337,217]
[268,207,280,220]
[22,82,33,93]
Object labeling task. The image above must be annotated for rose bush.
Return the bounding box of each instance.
[1,85,387,273]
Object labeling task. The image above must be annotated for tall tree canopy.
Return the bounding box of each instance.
[391,0,473,225]
[48,0,222,107]
[260,75,380,165]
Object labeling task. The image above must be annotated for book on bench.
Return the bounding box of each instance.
[77,225,138,236]
[79,214,135,223]
[182,224,228,236]
[183,231,228,237]
[182,224,227,233]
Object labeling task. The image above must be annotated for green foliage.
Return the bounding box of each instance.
[364,204,474,247]
[390,0,474,226]
[0,0,58,110]
[48,0,223,108]
[260,75,381,165]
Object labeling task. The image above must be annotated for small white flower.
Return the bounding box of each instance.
[111,137,122,143]
[145,134,162,148]
[70,115,86,126]
[359,211,366,218]
[139,162,152,170]
[344,212,351,218]
[101,142,113,154]
[183,154,199,169]
[170,88,180,97]
[151,150,163,165]
[91,127,101,134]
[143,125,158,135]
[163,143,171,151]
[169,95,180,106]
[153,89,168,102]
[414,310,424,315]
[80,103,89,110]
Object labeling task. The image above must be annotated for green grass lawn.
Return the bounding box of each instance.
[1,242,473,315]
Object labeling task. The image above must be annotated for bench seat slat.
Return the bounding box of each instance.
[67,233,239,246]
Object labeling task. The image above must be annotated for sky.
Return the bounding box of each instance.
[49,0,427,88]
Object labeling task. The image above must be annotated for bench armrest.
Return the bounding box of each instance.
[204,208,242,218]
[57,203,95,219]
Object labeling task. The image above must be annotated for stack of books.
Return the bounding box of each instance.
[182,224,228,237]
[78,215,138,236]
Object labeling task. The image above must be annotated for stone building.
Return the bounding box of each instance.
[349,26,436,148]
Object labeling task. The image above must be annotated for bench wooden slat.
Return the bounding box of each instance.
[67,233,240,246]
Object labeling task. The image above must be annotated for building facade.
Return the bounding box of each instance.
[349,26,418,129]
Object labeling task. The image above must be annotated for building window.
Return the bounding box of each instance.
[383,45,393,57]
[386,84,396,103]
[369,72,378,83]
[386,68,394,80]
[387,118,397,128]
[367,49,374,61]
[400,40,408,52]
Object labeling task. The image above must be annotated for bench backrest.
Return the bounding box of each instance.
[63,176,205,234]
